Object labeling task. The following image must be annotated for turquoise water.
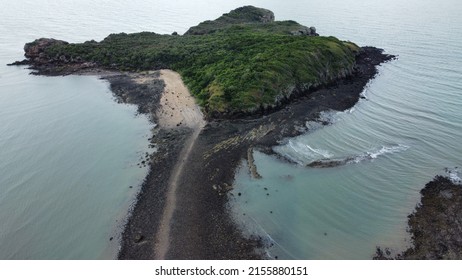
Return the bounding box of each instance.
[0,0,159,259]
[1,0,461,259]
[0,71,152,259]
[230,0,462,259]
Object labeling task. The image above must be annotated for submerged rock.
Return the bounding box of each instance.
[247,147,262,179]
[306,159,348,168]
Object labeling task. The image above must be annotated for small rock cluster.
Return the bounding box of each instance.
[290,26,319,36]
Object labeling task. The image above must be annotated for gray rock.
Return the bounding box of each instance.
[309,26,317,35]
[290,26,319,36]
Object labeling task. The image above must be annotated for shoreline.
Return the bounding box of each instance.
[403,175,462,259]
[11,47,394,259]
[374,175,462,260]
[119,46,393,259]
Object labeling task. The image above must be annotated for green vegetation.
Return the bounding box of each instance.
[184,6,276,35]
[43,6,359,115]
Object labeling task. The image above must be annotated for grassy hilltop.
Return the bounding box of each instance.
[38,6,359,116]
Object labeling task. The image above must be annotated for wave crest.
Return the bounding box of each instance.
[306,144,409,168]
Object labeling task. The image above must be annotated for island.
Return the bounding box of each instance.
[10,6,394,259]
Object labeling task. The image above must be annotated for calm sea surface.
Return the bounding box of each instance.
[1,0,461,259]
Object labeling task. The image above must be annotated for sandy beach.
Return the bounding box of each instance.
[156,70,205,129]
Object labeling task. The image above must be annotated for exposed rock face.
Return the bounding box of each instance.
[290,26,319,36]
[8,38,69,66]
[255,7,275,23]
[217,5,275,23]
[310,26,317,34]
[184,6,275,35]
[24,38,68,62]
[10,37,98,74]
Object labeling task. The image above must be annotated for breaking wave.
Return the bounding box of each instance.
[304,144,409,168]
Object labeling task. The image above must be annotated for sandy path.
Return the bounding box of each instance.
[153,70,205,259]
[156,70,205,129]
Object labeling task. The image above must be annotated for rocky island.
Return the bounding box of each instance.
[10,6,394,259]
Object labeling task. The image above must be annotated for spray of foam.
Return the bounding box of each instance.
[304,144,410,168]
[445,167,462,184]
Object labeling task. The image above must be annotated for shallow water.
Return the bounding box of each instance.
[230,0,462,259]
[0,71,153,259]
[1,0,461,259]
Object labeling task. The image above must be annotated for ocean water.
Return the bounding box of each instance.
[229,0,462,259]
[1,0,461,259]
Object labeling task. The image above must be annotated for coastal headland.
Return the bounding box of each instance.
[10,6,396,259]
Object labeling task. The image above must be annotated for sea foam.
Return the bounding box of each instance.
[445,167,462,184]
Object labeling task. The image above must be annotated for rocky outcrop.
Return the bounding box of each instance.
[9,38,98,75]
[254,8,275,23]
[24,38,68,63]
[374,175,462,260]
[185,6,275,35]
[403,176,462,259]
[8,38,69,66]
[290,26,319,36]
